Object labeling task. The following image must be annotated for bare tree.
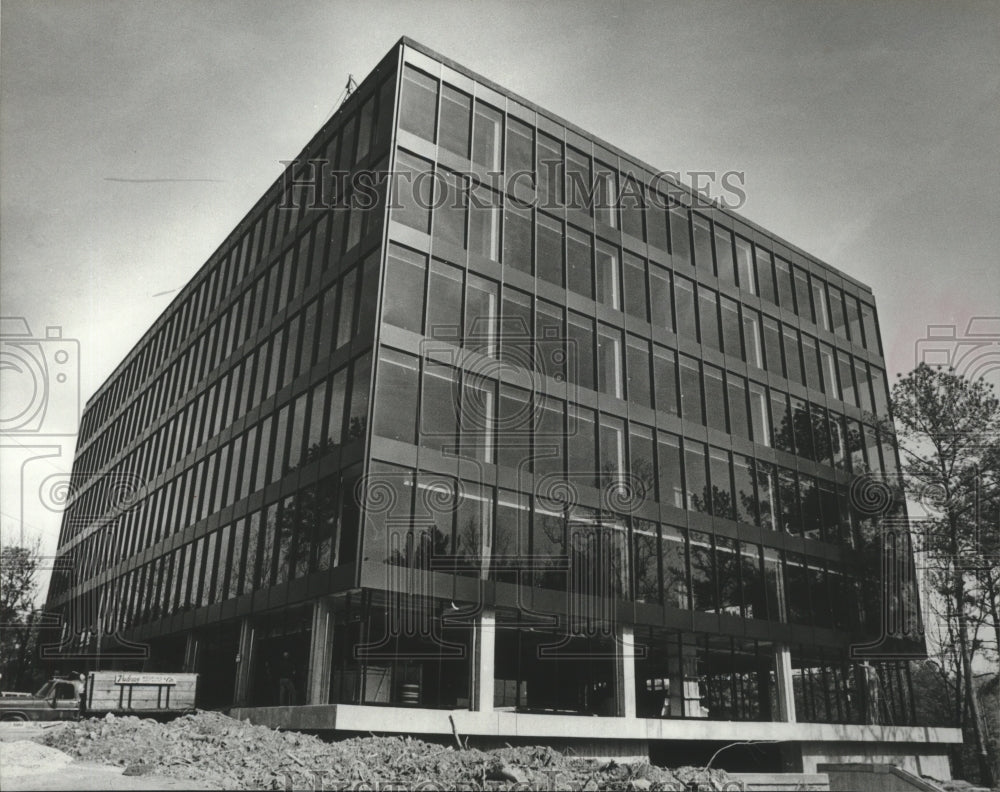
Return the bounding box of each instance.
[0,539,43,689]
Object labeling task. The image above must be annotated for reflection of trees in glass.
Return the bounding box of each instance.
[690,485,735,520]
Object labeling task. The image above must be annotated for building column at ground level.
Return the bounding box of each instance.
[233,618,255,707]
[774,644,796,723]
[616,624,637,718]
[182,633,199,673]
[307,597,334,705]
[472,607,495,712]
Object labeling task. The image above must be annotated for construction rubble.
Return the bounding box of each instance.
[40,711,734,790]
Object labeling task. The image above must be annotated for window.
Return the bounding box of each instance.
[692,213,714,272]
[848,296,865,346]
[433,169,467,249]
[649,264,672,332]
[394,150,433,233]
[503,203,532,274]
[802,335,822,392]
[595,241,620,310]
[567,405,597,485]
[439,84,472,158]
[626,335,651,407]
[469,185,500,261]
[652,345,679,416]
[472,101,502,171]
[594,161,617,227]
[674,276,697,339]
[684,440,710,513]
[679,354,704,425]
[829,286,848,339]
[567,226,593,299]
[538,133,563,208]
[728,375,750,440]
[420,361,459,453]
[793,267,813,323]
[698,287,721,351]
[704,365,727,433]
[399,66,437,141]
[623,253,648,321]
[709,447,735,520]
[382,244,426,333]
[629,424,656,498]
[837,351,856,406]
[782,326,804,385]
[689,530,715,611]
[820,343,839,398]
[657,433,684,508]
[755,247,776,305]
[567,312,596,391]
[633,520,660,604]
[599,414,625,486]
[373,348,420,443]
[597,324,623,399]
[733,455,757,525]
[771,391,793,453]
[735,236,756,294]
[661,525,688,608]
[505,118,533,186]
[861,302,882,354]
[669,207,690,264]
[620,177,645,239]
[426,258,464,338]
[714,225,736,287]
[775,257,795,311]
[565,147,591,213]
[465,273,498,356]
[720,296,742,359]
[811,279,830,331]
[461,373,495,463]
[743,309,763,369]
[536,213,564,286]
[762,317,783,376]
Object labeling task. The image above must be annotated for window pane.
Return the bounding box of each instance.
[829,286,848,339]
[802,335,822,392]
[567,312,595,391]
[698,287,721,351]
[684,440,709,513]
[537,133,563,208]
[733,455,756,525]
[536,213,564,287]
[714,225,736,287]
[812,280,830,331]
[762,317,784,377]
[567,404,597,487]
[692,213,714,273]
[472,101,502,171]
[399,66,437,141]
[597,324,623,399]
[721,296,742,359]
[465,273,498,357]
[783,326,803,386]
[623,253,648,322]
[674,276,697,339]
[652,345,679,416]
[503,203,532,274]
[567,227,593,299]
[755,247,776,304]
[439,84,472,158]
[629,424,656,501]
[743,309,763,369]
[775,257,795,311]
[771,391,793,453]
[346,353,371,441]
[374,348,420,443]
[393,150,433,233]
[599,415,625,487]
[382,244,426,333]
[626,335,652,407]
[709,447,734,520]
[669,208,691,264]
[735,236,756,294]
[433,170,467,249]
[727,375,750,441]
[689,530,715,610]
[649,264,673,333]
[861,302,881,354]
[469,186,500,261]
[661,525,689,608]
[679,354,703,425]
[657,432,684,509]
[595,241,621,310]
[420,361,459,452]
[426,259,464,338]
[793,267,813,322]
[633,520,660,604]
[704,365,727,433]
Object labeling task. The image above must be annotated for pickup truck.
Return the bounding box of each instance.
[0,672,197,721]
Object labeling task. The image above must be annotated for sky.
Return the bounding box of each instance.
[1,1,998,582]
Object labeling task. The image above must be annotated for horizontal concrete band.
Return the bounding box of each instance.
[229,704,963,745]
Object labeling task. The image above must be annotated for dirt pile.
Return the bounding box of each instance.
[40,711,733,790]
[0,739,74,778]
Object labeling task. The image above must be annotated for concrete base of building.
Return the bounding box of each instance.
[729,773,831,791]
[818,763,950,791]
[228,703,960,777]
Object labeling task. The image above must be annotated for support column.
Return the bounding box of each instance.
[307,597,334,705]
[182,632,199,673]
[774,644,796,723]
[471,608,495,712]
[233,618,255,707]
[616,624,637,718]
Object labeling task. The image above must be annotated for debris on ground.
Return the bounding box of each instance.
[40,711,733,790]
[0,739,74,778]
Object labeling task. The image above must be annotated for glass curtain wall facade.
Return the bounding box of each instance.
[46,39,922,727]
